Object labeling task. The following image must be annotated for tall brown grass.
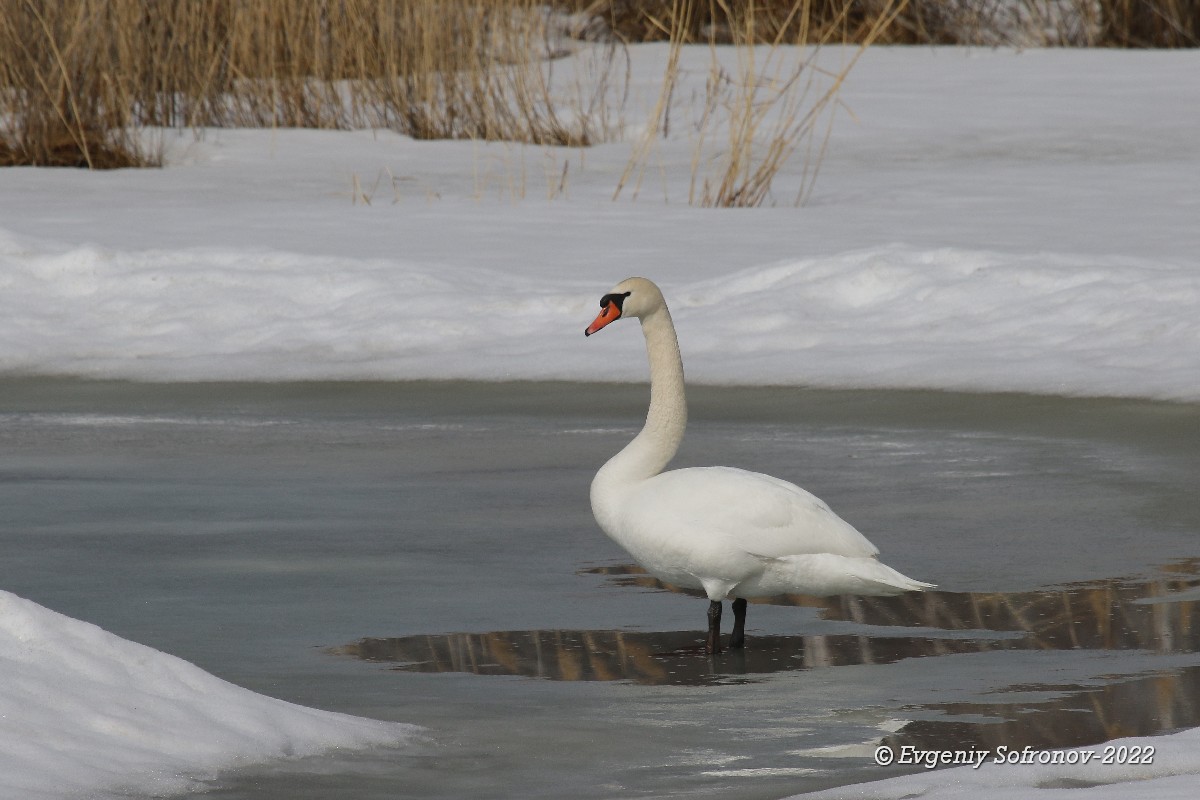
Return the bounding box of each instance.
[591,0,919,44]
[1096,0,1199,47]
[0,1,148,167]
[0,0,624,168]
[876,0,1197,47]
[591,0,1199,47]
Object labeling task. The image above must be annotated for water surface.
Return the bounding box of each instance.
[1,379,1197,798]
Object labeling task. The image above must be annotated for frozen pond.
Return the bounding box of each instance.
[2,379,1198,798]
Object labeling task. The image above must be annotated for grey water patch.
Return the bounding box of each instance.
[2,379,1197,799]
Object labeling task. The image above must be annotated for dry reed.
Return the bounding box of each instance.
[590,0,1199,47]
[615,0,908,208]
[698,0,907,208]
[0,1,150,167]
[0,0,625,168]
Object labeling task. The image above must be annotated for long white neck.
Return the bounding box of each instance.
[591,305,687,531]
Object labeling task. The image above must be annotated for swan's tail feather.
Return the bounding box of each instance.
[857,564,936,595]
[750,553,934,597]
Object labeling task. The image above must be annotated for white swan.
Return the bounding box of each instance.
[585,277,933,653]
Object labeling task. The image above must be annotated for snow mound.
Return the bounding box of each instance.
[0,590,417,800]
[2,229,1197,401]
[676,247,1200,401]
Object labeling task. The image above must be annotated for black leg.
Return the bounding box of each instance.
[706,600,723,654]
[730,598,747,649]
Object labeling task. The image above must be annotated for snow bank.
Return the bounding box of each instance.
[676,247,1199,401]
[800,727,1200,800]
[2,230,1196,400]
[0,590,417,800]
[1,47,1197,402]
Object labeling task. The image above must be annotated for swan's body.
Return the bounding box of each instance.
[586,277,932,652]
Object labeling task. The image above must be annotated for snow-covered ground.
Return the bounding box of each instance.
[0,591,416,800]
[1,43,1198,798]
[2,46,1197,399]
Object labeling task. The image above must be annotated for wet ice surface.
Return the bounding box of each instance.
[1,380,1198,799]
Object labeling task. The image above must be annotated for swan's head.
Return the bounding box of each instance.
[584,277,665,336]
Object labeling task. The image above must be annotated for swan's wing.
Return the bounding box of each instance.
[626,466,880,560]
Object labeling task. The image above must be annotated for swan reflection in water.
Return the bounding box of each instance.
[331,560,1200,752]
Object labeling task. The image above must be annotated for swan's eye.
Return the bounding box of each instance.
[599,291,631,311]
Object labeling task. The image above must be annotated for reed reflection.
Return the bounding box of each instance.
[886,664,1200,754]
[334,559,1200,686]
[584,558,1200,655]
[333,628,1018,686]
[333,560,1200,756]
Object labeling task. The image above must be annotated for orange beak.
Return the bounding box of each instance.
[585,301,622,336]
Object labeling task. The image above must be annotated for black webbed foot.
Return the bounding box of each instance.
[730,597,747,649]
